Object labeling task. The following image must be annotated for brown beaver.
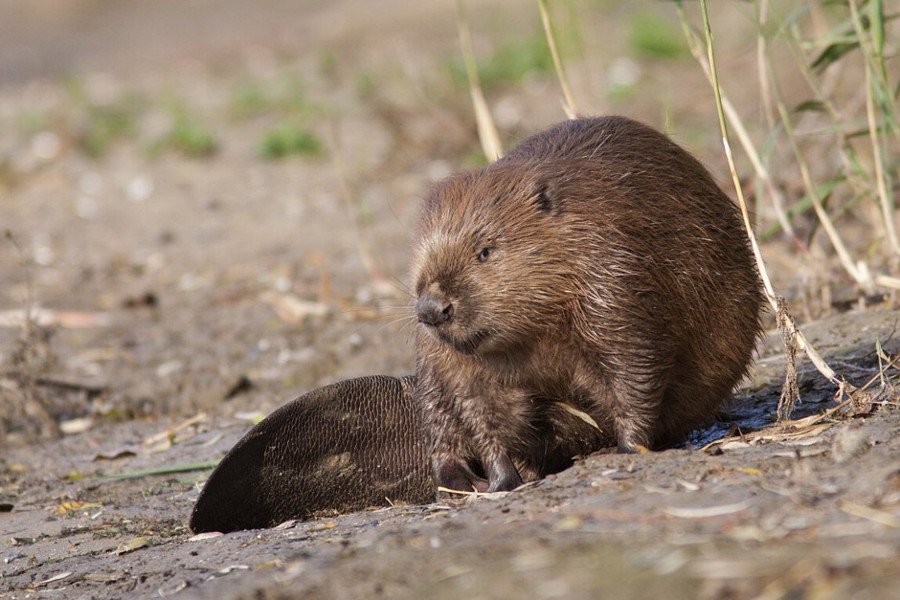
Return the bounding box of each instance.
[412,116,763,493]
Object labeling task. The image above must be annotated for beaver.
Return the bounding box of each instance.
[190,116,762,532]
[412,116,763,493]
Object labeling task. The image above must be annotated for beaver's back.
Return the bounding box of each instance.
[503,116,762,444]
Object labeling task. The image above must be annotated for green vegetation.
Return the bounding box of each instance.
[355,72,376,100]
[19,111,51,135]
[80,101,139,157]
[667,0,899,402]
[318,48,338,79]
[229,76,316,120]
[165,116,218,158]
[449,32,554,88]
[259,123,325,160]
[230,84,271,118]
[664,0,899,277]
[628,12,688,59]
[66,79,142,157]
[145,103,218,159]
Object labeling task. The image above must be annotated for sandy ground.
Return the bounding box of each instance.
[1,1,899,598]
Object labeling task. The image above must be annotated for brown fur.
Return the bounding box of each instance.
[412,116,763,493]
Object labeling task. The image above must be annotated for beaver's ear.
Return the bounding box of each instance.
[531,180,560,215]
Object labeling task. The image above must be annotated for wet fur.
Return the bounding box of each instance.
[412,116,763,493]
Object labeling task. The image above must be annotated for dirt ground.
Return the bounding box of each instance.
[2,1,899,598]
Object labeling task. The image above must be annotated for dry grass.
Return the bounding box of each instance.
[455,0,504,161]
[524,0,899,419]
[681,0,899,417]
[0,233,60,445]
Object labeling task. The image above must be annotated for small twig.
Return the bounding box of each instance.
[675,4,797,241]
[538,0,577,119]
[856,350,900,394]
[848,0,899,256]
[840,501,900,528]
[767,46,870,291]
[437,486,504,498]
[456,0,503,161]
[142,413,207,446]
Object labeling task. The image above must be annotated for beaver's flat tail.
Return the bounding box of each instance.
[189,375,433,533]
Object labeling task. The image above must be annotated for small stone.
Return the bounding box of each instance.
[32,131,61,160]
[126,175,154,202]
[831,426,871,464]
[76,194,99,220]
[4,550,26,564]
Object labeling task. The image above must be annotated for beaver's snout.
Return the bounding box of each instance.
[416,292,454,327]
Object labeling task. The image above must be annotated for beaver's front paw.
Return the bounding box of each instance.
[485,452,522,492]
[434,457,489,493]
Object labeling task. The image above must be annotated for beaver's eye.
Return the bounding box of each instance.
[477,247,491,262]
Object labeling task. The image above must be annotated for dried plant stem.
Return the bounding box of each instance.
[538,0,577,119]
[848,0,899,256]
[753,0,788,237]
[455,0,503,161]
[768,75,870,291]
[675,4,796,241]
[755,0,776,129]
[695,0,839,388]
[787,36,868,200]
[751,6,874,290]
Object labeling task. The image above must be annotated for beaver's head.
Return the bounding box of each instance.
[411,163,577,356]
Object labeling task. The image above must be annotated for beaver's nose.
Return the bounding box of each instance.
[416,293,454,327]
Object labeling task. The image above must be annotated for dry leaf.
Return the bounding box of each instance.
[143,413,206,446]
[59,417,94,435]
[35,572,72,586]
[92,447,138,461]
[188,532,224,541]
[260,291,330,323]
[235,411,267,423]
[553,515,582,532]
[149,438,173,453]
[83,573,122,583]
[115,537,150,555]
[57,501,102,515]
[664,500,752,519]
[554,401,601,430]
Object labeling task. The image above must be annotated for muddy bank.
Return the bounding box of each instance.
[2,309,899,599]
